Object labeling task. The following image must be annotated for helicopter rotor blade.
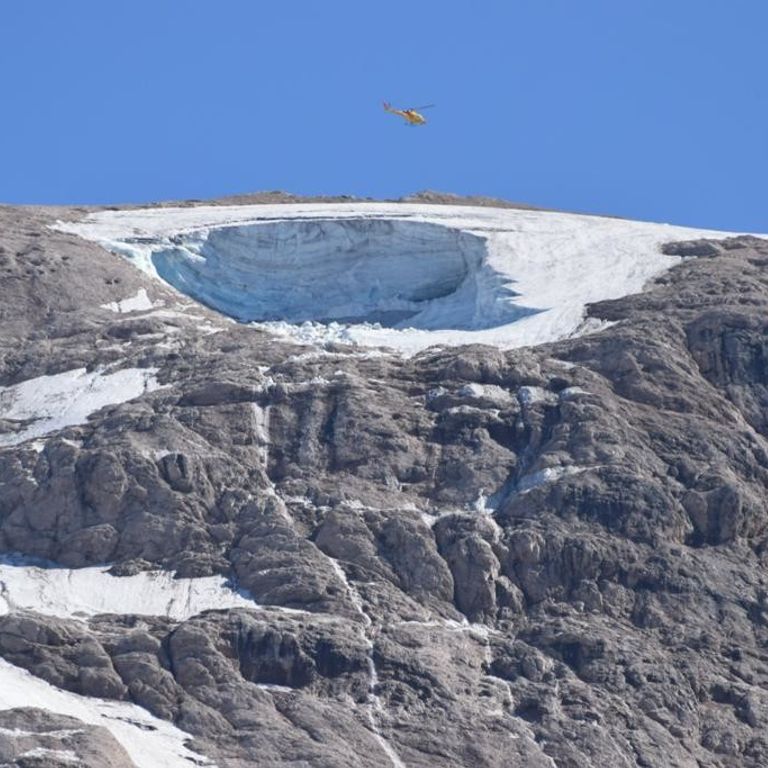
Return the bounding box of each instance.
[410,104,435,111]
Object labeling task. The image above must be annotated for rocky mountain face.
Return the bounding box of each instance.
[1,200,767,767]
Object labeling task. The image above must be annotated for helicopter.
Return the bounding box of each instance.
[382,101,435,126]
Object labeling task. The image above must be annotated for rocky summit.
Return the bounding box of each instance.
[1,195,768,767]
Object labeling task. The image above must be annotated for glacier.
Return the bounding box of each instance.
[56,202,739,354]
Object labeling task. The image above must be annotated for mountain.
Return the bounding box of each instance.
[1,195,767,767]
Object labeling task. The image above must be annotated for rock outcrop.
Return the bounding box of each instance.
[1,200,767,766]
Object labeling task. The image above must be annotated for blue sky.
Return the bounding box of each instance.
[1,1,766,230]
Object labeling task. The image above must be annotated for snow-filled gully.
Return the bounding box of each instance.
[327,557,406,768]
[252,403,271,468]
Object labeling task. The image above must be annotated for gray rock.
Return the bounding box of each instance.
[2,201,768,765]
[0,708,136,767]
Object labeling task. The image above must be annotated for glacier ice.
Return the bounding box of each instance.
[150,219,532,330]
[56,202,740,353]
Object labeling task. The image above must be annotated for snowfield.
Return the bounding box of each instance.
[0,367,164,448]
[0,558,258,621]
[56,202,742,354]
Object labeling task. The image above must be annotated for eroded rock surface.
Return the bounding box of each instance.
[1,201,768,766]
[0,708,136,767]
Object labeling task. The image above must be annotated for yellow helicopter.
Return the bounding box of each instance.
[383,101,435,126]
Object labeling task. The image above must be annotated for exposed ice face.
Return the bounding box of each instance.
[56,202,740,354]
[151,219,531,330]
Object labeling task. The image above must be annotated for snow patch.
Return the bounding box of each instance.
[100,288,154,313]
[0,658,216,768]
[473,489,493,514]
[458,383,514,407]
[517,465,594,493]
[0,560,257,621]
[459,383,488,399]
[517,386,558,406]
[252,403,271,467]
[254,683,294,694]
[0,367,164,448]
[0,727,85,738]
[17,747,81,764]
[559,386,590,400]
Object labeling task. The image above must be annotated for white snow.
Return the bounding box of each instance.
[55,202,749,354]
[0,658,216,768]
[517,465,594,493]
[517,386,559,406]
[473,489,492,514]
[0,727,84,738]
[251,403,270,467]
[458,383,514,407]
[0,561,257,621]
[17,747,81,764]
[559,386,590,400]
[253,683,294,694]
[100,288,154,313]
[0,367,164,448]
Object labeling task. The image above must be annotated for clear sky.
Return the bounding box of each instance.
[2,1,766,231]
